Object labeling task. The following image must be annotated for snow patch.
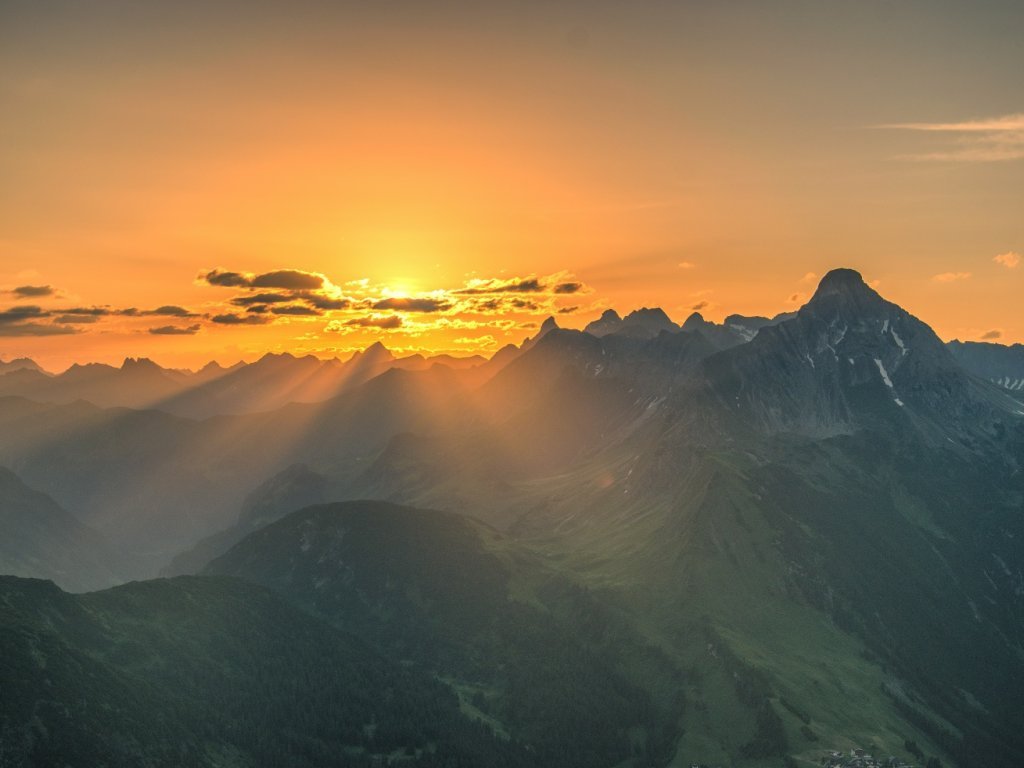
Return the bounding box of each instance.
[805,353,815,368]
[874,358,894,388]
[891,328,907,356]
[881,318,889,333]
[894,398,904,407]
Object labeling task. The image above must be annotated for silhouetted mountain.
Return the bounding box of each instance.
[585,306,679,338]
[0,467,124,591]
[0,357,44,375]
[948,339,1024,393]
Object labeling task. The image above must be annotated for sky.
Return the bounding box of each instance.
[1,0,1022,371]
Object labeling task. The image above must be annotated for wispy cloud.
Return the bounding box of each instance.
[932,272,972,283]
[994,251,1020,269]
[882,113,1024,162]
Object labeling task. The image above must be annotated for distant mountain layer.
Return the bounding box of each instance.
[0,345,487,418]
[0,467,124,592]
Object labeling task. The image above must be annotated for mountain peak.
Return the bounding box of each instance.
[361,341,394,362]
[121,357,161,372]
[811,268,870,300]
[539,316,559,333]
[681,311,707,331]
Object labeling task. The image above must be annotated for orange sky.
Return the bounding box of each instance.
[1,1,1022,371]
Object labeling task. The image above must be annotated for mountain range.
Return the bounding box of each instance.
[2,268,1024,767]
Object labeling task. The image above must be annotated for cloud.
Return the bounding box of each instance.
[981,329,1003,340]
[0,305,49,323]
[691,300,709,311]
[454,277,546,295]
[305,295,351,310]
[10,285,54,298]
[55,314,101,324]
[677,261,695,269]
[0,306,78,336]
[932,272,971,283]
[211,313,270,325]
[326,315,404,332]
[372,297,451,313]
[799,272,817,283]
[882,113,1024,162]
[557,306,579,314]
[0,323,77,337]
[201,268,326,290]
[994,251,1020,269]
[345,315,404,329]
[553,281,583,294]
[251,270,325,290]
[149,324,201,335]
[202,269,252,287]
[145,305,198,317]
[271,305,322,316]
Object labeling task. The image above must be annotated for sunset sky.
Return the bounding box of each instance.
[1,0,1022,371]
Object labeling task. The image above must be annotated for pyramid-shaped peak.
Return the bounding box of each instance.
[539,316,559,333]
[811,268,871,299]
[362,341,394,359]
[682,311,707,331]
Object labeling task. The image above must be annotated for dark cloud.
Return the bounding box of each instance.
[145,305,197,318]
[557,306,579,314]
[981,329,1003,340]
[271,305,322,316]
[0,323,78,337]
[341,315,404,329]
[231,292,293,306]
[305,295,351,310]
[372,297,451,313]
[211,313,270,325]
[63,307,113,316]
[251,270,324,290]
[455,278,544,295]
[11,285,54,298]
[691,301,709,311]
[246,305,270,314]
[203,269,252,287]
[0,305,76,336]
[509,298,539,310]
[55,314,101,325]
[149,324,201,335]
[553,282,583,294]
[0,305,49,323]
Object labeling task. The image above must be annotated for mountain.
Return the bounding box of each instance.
[0,467,125,592]
[0,357,190,410]
[3,266,1024,767]
[0,575,535,767]
[584,306,680,338]
[0,345,486,419]
[723,311,796,340]
[947,339,1024,393]
[204,500,683,768]
[0,357,44,375]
